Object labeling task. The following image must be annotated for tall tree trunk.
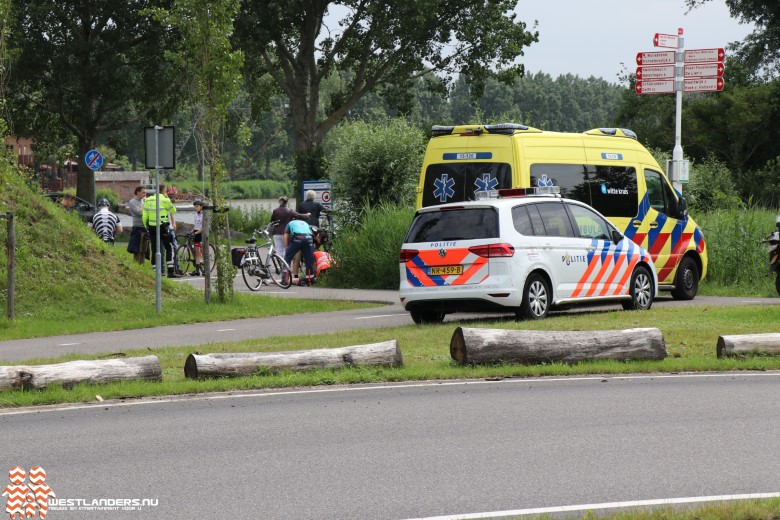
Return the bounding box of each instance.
[76,139,96,205]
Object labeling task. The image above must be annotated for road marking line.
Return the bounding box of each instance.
[2,371,779,416]
[354,314,408,320]
[216,328,236,332]
[400,492,780,520]
[56,343,80,346]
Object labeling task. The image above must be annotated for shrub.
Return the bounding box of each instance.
[320,202,415,290]
[326,118,425,224]
[686,155,741,212]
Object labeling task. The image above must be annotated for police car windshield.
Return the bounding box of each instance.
[406,208,499,243]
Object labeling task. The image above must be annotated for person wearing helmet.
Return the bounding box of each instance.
[190,199,205,276]
[89,197,123,244]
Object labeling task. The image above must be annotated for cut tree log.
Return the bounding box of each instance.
[185,340,403,379]
[0,355,162,391]
[717,333,780,358]
[450,327,666,364]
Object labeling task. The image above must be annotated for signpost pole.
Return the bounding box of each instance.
[154,126,162,314]
[672,30,684,193]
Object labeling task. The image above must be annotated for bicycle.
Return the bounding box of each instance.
[175,233,216,275]
[239,221,292,290]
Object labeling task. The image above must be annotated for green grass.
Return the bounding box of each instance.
[3,304,780,407]
[532,498,780,519]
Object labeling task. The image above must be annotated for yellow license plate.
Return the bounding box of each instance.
[430,265,463,276]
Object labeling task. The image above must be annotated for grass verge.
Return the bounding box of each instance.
[2,304,780,408]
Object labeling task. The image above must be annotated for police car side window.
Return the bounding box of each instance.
[565,203,611,239]
[534,202,576,237]
[512,206,534,235]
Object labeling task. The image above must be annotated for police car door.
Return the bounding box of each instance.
[530,201,592,299]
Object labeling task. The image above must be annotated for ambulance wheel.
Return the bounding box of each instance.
[410,309,444,325]
[670,257,698,300]
[518,273,550,320]
[621,265,654,311]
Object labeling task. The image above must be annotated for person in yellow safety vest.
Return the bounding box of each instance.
[142,183,181,278]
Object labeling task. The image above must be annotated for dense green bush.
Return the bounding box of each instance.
[686,155,741,213]
[326,118,424,224]
[320,202,415,289]
[697,207,778,295]
[96,188,121,211]
[173,179,294,200]
[226,204,272,235]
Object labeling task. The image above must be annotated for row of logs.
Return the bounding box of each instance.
[2,332,779,391]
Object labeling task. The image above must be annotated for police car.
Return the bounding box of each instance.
[399,188,658,324]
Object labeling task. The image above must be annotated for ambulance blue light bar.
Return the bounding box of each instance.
[484,123,529,135]
[586,128,638,140]
[431,125,455,137]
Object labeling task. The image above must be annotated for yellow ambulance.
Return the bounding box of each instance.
[415,123,707,299]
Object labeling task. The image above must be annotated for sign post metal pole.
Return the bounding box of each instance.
[671,31,684,193]
[154,125,162,313]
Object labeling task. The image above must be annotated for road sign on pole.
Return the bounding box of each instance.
[654,33,679,48]
[683,77,725,92]
[636,51,676,66]
[635,79,676,95]
[85,149,103,171]
[683,48,725,63]
[636,65,675,80]
[684,62,725,78]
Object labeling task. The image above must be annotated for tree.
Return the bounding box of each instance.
[7,0,181,204]
[150,0,244,303]
[235,0,538,196]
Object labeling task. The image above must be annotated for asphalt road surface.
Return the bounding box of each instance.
[1,373,779,519]
[1,275,779,362]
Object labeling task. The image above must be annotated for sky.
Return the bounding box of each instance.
[513,0,755,82]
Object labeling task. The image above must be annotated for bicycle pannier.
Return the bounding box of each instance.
[231,247,246,267]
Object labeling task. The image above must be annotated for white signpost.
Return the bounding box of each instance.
[635,29,726,191]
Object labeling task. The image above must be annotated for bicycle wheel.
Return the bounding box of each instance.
[208,243,217,273]
[176,244,193,274]
[241,254,262,291]
[268,253,292,289]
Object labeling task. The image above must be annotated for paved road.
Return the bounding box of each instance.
[2,373,779,519]
[1,275,778,362]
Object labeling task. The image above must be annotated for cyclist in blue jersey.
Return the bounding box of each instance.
[284,217,315,285]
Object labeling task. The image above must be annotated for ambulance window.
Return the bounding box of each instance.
[512,206,534,235]
[526,204,547,236]
[405,207,499,242]
[534,202,576,237]
[644,169,677,215]
[587,166,638,218]
[530,164,589,202]
[565,203,612,240]
[421,163,511,207]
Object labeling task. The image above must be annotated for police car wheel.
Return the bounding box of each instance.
[519,273,550,320]
[410,309,444,325]
[670,256,698,301]
[621,265,654,311]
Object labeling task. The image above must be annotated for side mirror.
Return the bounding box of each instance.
[611,229,623,244]
[678,196,688,219]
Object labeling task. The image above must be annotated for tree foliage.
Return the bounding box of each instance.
[235,0,538,195]
[6,0,181,203]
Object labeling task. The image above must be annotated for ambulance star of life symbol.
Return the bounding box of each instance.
[438,249,447,258]
[537,174,554,187]
[474,173,498,192]
[433,174,455,202]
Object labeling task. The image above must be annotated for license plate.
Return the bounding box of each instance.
[430,265,462,276]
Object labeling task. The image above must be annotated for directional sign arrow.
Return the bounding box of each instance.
[654,33,679,49]
[636,79,676,95]
[636,65,675,80]
[636,51,676,66]
[684,62,725,78]
[684,48,726,63]
[683,77,725,92]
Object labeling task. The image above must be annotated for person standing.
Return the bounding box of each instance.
[271,196,309,260]
[89,198,124,244]
[189,199,205,276]
[298,190,329,226]
[126,185,147,264]
[284,217,316,286]
[142,183,181,278]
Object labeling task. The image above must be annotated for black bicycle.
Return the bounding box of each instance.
[175,233,216,275]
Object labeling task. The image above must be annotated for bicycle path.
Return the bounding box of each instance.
[0,278,406,362]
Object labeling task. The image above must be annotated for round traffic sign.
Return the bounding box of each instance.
[321,191,331,203]
[85,149,104,171]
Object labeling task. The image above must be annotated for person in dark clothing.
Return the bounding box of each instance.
[270,196,309,260]
[298,190,329,226]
